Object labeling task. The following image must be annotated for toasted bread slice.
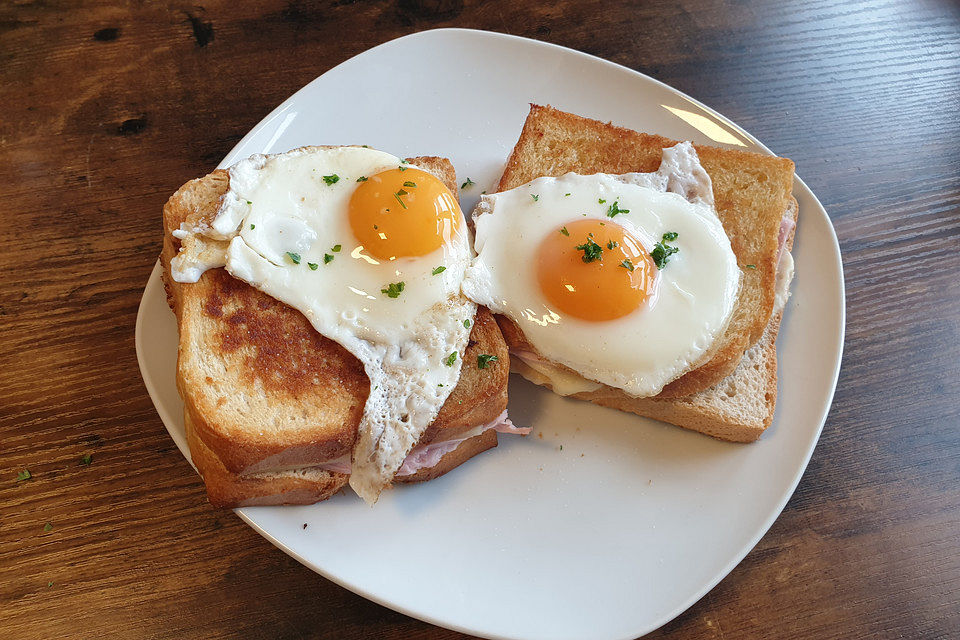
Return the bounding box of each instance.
[498,105,795,397]
[184,409,498,507]
[161,155,511,486]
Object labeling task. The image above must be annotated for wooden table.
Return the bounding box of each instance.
[2,1,958,638]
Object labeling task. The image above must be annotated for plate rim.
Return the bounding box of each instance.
[136,27,846,640]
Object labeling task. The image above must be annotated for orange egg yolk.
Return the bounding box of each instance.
[536,219,657,322]
[348,167,462,260]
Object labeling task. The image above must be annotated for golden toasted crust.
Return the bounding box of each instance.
[162,153,511,484]
[497,105,795,397]
[185,410,349,508]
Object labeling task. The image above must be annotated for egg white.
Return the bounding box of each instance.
[461,143,740,398]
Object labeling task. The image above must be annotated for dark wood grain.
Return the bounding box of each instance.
[2,1,958,638]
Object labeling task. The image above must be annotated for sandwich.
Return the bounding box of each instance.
[161,149,526,507]
[461,105,797,442]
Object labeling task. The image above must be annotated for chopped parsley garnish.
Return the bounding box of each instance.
[477,354,499,369]
[650,232,680,269]
[381,281,405,298]
[356,176,368,182]
[43,522,53,532]
[607,240,619,249]
[606,201,629,217]
[444,351,457,367]
[463,319,471,328]
[400,159,409,164]
[245,200,252,205]
[80,454,92,465]
[308,262,319,270]
[598,198,606,204]
[17,469,31,482]
[531,194,539,202]
[323,254,334,264]
[332,244,341,252]
[461,177,475,189]
[620,259,635,272]
[394,189,408,209]
[745,264,757,269]
[286,252,301,264]
[403,181,416,188]
[575,237,603,263]
[559,226,570,236]
[480,190,487,194]
[432,266,446,275]
[564,193,571,197]
[397,165,408,172]
[249,224,255,230]
[322,174,340,185]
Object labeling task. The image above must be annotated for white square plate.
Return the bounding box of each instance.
[136,28,844,640]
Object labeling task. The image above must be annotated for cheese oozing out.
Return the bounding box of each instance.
[172,146,476,503]
[462,143,741,399]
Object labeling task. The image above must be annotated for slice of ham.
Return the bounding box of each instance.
[778,214,796,262]
[317,410,528,477]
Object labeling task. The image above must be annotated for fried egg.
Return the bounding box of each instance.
[172,146,475,503]
[461,143,740,398]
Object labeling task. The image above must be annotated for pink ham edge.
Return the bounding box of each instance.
[317,410,529,477]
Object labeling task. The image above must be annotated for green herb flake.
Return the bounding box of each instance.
[564,193,571,197]
[575,237,603,263]
[438,383,444,387]
[308,262,319,270]
[381,281,406,298]
[249,224,255,230]
[332,244,342,252]
[43,522,53,532]
[245,200,252,205]
[47,582,53,587]
[531,194,539,202]
[356,176,368,182]
[403,181,416,188]
[444,351,457,367]
[397,165,408,172]
[432,266,446,275]
[477,354,499,369]
[80,453,92,466]
[598,198,607,204]
[17,469,31,482]
[286,252,301,264]
[650,234,680,270]
[607,240,619,249]
[461,177,475,189]
[662,231,679,241]
[606,201,630,217]
[463,319,471,329]
[745,264,757,269]
[620,259,635,272]
[394,191,408,209]
[559,226,570,236]
[323,254,334,264]
[322,174,340,185]
[400,159,409,164]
